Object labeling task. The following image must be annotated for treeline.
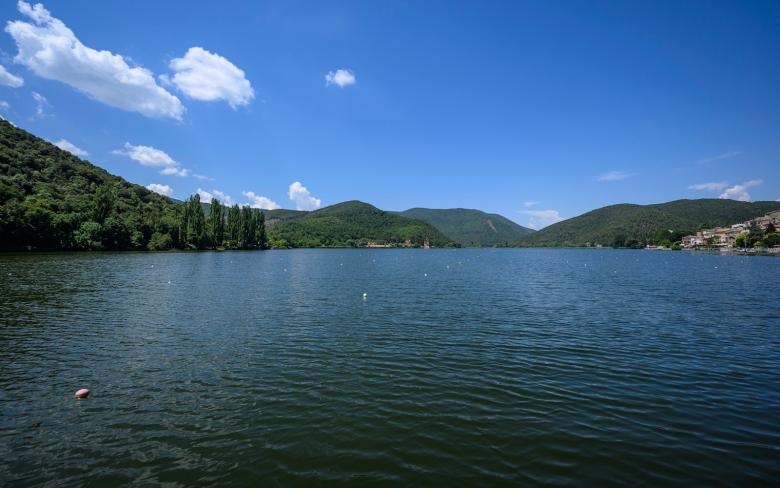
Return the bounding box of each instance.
[177,195,266,250]
[611,229,690,249]
[1,179,266,251]
[0,118,272,252]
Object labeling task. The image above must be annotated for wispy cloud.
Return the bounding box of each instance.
[0,64,23,87]
[325,69,356,88]
[519,209,563,230]
[145,183,173,197]
[243,190,280,210]
[696,151,741,164]
[688,179,764,202]
[197,188,233,205]
[31,91,49,117]
[596,170,633,182]
[719,180,763,202]
[53,138,87,157]
[523,201,539,208]
[113,142,192,177]
[688,182,728,191]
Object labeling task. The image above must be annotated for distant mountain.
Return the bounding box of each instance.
[267,200,454,247]
[398,208,534,246]
[517,199,780,247]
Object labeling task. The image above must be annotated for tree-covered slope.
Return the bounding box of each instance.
[0,119,182,250]
[398,207,534,246]
[267,200,455,247]
[517,199,780,247]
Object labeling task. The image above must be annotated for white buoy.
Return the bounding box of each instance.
[362,293,367,299]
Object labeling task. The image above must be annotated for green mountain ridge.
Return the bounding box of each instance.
[397,207,534,246]
[265,200,455,248]
[517,199,780,247]
[3,120,778,252]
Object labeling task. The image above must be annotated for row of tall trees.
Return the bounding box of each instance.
[178,194,267,249]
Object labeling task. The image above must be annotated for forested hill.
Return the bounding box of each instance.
[266,201,455,248]
[0,120,268,251]
[516,199,780,247]
[0,119,182,250]
[398,208,534,246]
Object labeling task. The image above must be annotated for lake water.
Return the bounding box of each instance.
[1,249,779,486]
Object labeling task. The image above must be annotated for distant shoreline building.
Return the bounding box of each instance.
[681,210,780,249]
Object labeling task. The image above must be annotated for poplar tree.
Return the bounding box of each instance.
[209,198,224,247]
[226,204,241,246]
[240,205,254,248]
[254,211,266,249]
[178,199,190,246]
[186,194,206,247]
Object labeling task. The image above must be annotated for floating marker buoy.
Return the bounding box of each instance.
[74,388,90,399]
[363,293,367,299]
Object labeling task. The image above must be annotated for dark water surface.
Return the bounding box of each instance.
[1,249,779,486]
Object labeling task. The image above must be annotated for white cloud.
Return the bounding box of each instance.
[197,188,233,204]
[6,1,184,119]
[0,64,23,87]
[145,183,173,197]
[160,166,190,177]
[0,101,9,111]
[196,188,213,202]
[696,151,741,164]
[596,170,633,182]
[523,201,539,208]
[288,181,321,210]
[212,189,233,205]
[31,91,48,117]
[114,142,174,167]
[53,138,87,156]
[167,47,253,108]
[325,69,355,88]
[719,180,763,202]
[519,209,563,230]
[688,182,728,191]
[113,142,192,177]
[243,190,280,210]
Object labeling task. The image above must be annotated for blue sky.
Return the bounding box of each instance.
[0,1,778,228]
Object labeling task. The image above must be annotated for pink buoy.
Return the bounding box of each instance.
[74,388,90,399]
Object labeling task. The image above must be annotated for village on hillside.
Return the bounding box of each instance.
[680,210,780,251]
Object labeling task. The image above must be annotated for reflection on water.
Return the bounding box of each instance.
[1,249,779,485]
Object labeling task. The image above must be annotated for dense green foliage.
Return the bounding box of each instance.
[267,201,455,247]
[0,119,182,250]
[180,196,266,250]
[517,199,780,247]
[0,120,266,251]
[397,208,534,246]
[734,221,779,249]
